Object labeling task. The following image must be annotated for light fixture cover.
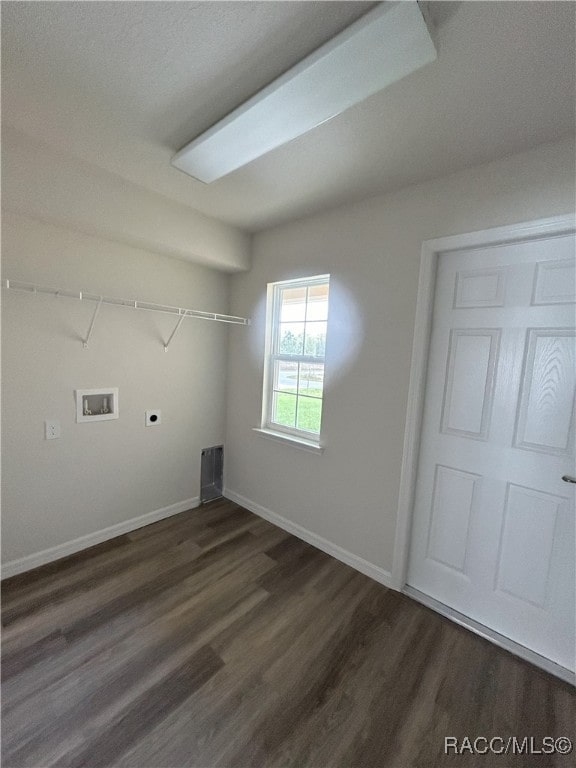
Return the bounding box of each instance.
[172,1,436,184]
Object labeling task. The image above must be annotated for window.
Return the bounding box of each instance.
[262,275,330,444]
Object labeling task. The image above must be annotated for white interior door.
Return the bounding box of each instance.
[407,231,576,672]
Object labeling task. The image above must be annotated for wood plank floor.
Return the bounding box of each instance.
[2,499,574,767]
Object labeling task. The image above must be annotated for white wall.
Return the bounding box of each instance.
[2,127,251,272]
[224,136,576,580]
[2,211,233,567]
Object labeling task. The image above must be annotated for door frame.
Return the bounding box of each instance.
[391,213,575,681]
[392,213,576,591]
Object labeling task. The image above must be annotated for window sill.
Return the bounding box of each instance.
[252,428,324,454]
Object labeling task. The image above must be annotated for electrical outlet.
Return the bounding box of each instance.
[45,420,61,440]
[145,410,161,426]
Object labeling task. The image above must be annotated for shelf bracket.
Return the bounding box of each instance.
[83,296,103,349]
[164,309,188,352]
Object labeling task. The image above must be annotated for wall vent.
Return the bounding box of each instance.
[201,445,223,504]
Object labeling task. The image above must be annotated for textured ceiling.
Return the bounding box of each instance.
[2,1,575,232]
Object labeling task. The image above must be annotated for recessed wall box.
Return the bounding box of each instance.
[75,388,119,423]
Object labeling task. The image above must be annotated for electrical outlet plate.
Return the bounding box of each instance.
[145,410,161,426]
[45,420,61,440]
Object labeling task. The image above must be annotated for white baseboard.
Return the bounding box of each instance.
[1,496,200,580]
[224,488,394,589]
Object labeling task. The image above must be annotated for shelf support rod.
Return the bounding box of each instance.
[164,309,188,352]
[83,296,103,349]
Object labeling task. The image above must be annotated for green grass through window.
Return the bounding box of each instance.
[274,389,322,434]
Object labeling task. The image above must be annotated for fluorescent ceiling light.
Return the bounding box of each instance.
[172,1,436,184]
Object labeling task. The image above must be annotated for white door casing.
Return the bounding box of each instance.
[404,222,575,674]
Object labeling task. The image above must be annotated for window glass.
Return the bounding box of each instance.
[264,275,330,441]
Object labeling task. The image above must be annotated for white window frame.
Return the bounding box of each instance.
[261,274,330,445]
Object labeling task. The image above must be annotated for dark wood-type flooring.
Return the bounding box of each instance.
[2,499,574,767]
